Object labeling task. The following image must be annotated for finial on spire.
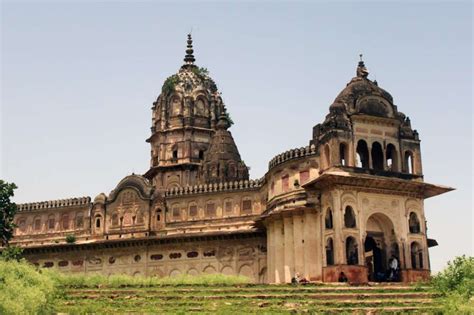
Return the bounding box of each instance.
[357,53,369,78]
[182,33,196,68]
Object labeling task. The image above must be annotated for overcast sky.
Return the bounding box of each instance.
[1,1,472,272]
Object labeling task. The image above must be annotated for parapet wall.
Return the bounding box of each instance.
[17,197,91,212]
[165,179,265,197]
[268,145,317,170]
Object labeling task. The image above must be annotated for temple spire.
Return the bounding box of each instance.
[182,34,196,68]
[356,53,369,78]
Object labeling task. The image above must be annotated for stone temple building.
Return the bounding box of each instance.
[10,35,453,284]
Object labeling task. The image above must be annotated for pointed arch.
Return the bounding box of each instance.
[371,141,384,170]
[344,206,356,228]
[346,236,359,265]
[410,242,423,269]
[339,142,349,166]
[409,212,421,233]
[404,151,414,174]
[325,208,333,229]
[356,140,369,168]
[386,143,398,171]
[326,238,334,266]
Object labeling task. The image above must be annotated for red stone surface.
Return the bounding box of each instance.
[401,269,430,283]
[322,265,368,284]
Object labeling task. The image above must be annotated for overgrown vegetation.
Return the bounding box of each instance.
[191,66,209,78]
[0,180,18,246]
[0,259,59,315]
[431,255,474,313]
[224,111,234,126]
[161,74,180,95]
[0,245,23,261]
[65,234,76,243]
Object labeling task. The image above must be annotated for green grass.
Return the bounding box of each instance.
[3,258,472,314]
[50,273,444,314]
[45,272,251,288]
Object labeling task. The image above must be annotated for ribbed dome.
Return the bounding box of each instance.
[161,65,218,97]
[330,59,395,118]
[200,116,249,184]
[151,34,227,133]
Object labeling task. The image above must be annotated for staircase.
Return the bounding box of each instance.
[58,283,441,314]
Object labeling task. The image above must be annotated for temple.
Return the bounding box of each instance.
[9,36,453,283]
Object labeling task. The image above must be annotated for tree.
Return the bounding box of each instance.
[1,245,23,261]
[0,180,18,247]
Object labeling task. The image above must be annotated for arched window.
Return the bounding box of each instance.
[95,215,101,228]
[371,142,384,171]
[18,218,27,233]
[410,242,423,269]
[326,238,334,266]
[386,144,398,171]
[75,213,83,229]
[48,215,55,230]
[339,143,348,166]
[409,212,421,233]
[228,163,236,178]
[324,144,331,168]
[156,209,162,222]
[404,151,414,174]
[344,206,356,228]
[356,140,369,168]
[281,175,290,192]
[198,150,205,160]
[34,217,42,231]
[172,205,181,219]
[171,96,181,116]
[61,214,69,230]
[172,149,178,160]
[206,202,216,217]
[189,204,198,217]
[195,99,206,116]
[346,237,359,265]
[112,213,119,226]
[325,208,333,229]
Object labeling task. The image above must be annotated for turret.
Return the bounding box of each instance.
[312,56,423,177]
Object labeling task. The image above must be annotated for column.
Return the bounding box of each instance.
[303,210,319,279]
[267,221,275,283]
[273,219,284,283]
[283,216,295,283]
[293,213,305,277]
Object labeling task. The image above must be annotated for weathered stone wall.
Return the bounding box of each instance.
[23,234,267,283]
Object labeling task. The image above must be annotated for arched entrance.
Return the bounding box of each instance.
[365,213,399,282]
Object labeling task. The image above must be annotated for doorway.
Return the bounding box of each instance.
[365,213,399,282]
[365,234,384,281]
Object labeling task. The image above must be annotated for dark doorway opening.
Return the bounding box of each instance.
[365,235,383,281]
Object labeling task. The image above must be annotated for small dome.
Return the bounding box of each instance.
[330,59,395,118]
[93,193,107,204]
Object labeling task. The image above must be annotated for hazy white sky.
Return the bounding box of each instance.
[1,1,472,272]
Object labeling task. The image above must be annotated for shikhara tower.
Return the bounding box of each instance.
[144,34,248,190]
[10,35,453,284]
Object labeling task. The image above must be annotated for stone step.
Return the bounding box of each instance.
[65,285,431,294]
[67,292,438,301]
[61,297,437,305]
